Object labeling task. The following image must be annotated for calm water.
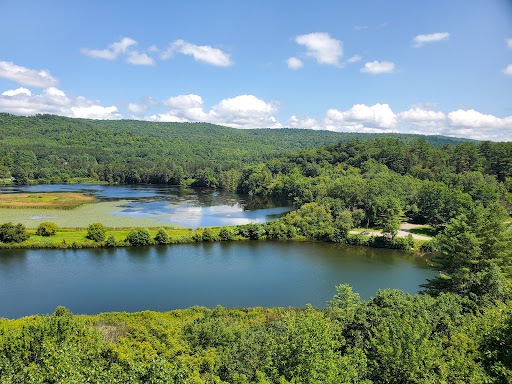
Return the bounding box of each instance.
[0,241,435,319]
[0,184,291,227]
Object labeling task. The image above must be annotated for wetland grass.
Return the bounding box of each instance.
[0,192,95,209]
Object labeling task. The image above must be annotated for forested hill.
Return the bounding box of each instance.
[0,113,471,185]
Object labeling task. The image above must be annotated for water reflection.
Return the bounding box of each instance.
[0,242,435,319]
[0,184,292,227]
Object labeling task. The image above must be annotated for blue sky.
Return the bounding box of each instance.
[1,0,511,140]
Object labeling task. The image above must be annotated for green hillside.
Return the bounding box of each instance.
[0,113,472,185]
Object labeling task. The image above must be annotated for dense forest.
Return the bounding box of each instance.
[0,113,472,186]
[2,114,512,382]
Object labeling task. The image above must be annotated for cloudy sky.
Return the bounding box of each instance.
[1,0,511,140]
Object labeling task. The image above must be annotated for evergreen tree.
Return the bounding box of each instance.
[422,203,511,304]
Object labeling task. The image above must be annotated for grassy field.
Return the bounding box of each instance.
[0,192,95,209]
[17,227,197,248]
[409,226,438,237]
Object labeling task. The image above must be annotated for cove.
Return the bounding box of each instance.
[0,241,435,319]
[0,184,291,228]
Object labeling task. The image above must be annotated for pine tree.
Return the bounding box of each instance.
[421,203,511,304]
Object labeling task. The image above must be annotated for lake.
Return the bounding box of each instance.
[0,184,291,228]
[0,241,435,319]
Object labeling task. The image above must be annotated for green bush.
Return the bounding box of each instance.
[36,222,58,236]
[219,227,236,241]
[0,222,29,243]
[86,223,106,242]
[154,228,169,244]
[105,233,116,247]
[126,228,151,246]
[202,227,217,241]
[420,239,437,253]
[192,230,203,242]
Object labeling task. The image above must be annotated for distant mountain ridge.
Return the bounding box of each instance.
[0,112,473,150]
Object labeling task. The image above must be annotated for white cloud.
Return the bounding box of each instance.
[126,51,155,66]
[210,95,280,128]
[126,102,148,114]
[144,94,281,129]
[360,61,395,74]
[506,38,512,49]
[287,115,323,130]
[413,32,450,47]
[287,57,303,70]
[398,108,446,122]
[294,32,343,67]
[2,87,32,96]
[348,54,362,63]
[286,104,512,140]
[503,64,512,76]
[448,109,512,129]
[81,38,154,66]
[0,87,121,120]
[340,103,397,128]
[288,103,398,133]
[171,40,233,67]
[0,61,59,88]
[71,105,121,120]
[398,107,446,130]
[81,37,137,60]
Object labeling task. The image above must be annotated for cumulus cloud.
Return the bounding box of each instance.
[360,61,395,74]
[2,87,32,96]
[294,32,343,67]
[397,107,446,131]
[413,32,450,47]
[169,40,233,67]
[287,103,398,133]
[0,61,59,88]
[503,64,512,76]
[287,115,323,130]
[506,38,512,49]
[0,87,121,119]
[398,108,446,122]
[448,109,512,128]
[143,94,281,129]
[285,102,512,141]
[287,57,304,70]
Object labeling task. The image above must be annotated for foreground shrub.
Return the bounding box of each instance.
[105,233,116,247]
[126,227,151,246]
[0,222,29,243]
[86,222,106,242]
[219,227,236,241]
[154,228,169,244]
[36,222,58,236]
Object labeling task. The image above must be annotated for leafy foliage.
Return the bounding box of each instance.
[86,222,107,242]
[154,228,170,244]
[36,221,58,236]
[125,227,152,246]
[0,222,29,243]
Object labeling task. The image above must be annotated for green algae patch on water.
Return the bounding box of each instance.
[0,192,95,210]
[0,200,182,229]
